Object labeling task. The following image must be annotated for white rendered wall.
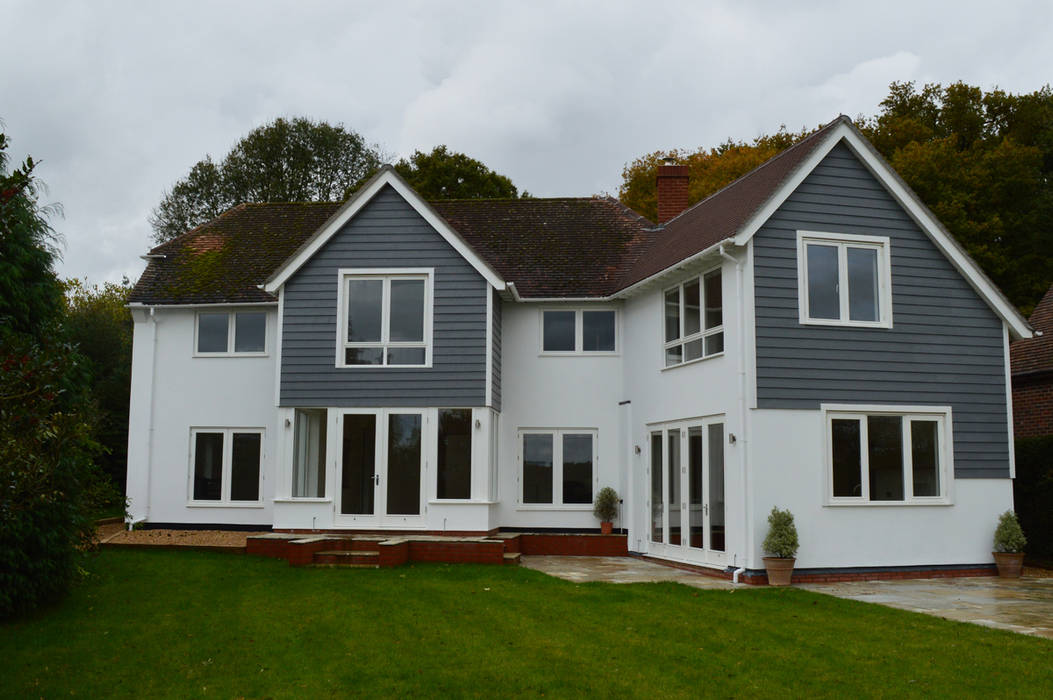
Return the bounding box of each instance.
[495,302,625,530]
[126,307,279,526]
[749,408,1014,570]
[620,255,748,567]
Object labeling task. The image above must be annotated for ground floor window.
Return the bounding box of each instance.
[825,406,950,504]
[190,428,263,504]
[437,408,472,499]
[519,429,596,506]
[292,409,327,498]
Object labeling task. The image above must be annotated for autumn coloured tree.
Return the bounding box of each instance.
[618,82,1053,314]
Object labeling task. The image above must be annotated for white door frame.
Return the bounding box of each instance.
[644,415,727,568]
[333,407,428,529]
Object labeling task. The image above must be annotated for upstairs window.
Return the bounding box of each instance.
[798,231,892,328]
[196,311,267,355]
[541,309,617,354]
[338,270,432,367]
[664,268,723,367]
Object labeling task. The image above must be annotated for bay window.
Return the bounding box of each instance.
[664,268,723,367]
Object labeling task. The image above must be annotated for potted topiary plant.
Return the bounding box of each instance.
[992,510,1027,578]
[593,487,619,535]
[762,507,799,586]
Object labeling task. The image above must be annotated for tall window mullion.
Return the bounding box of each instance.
[837,245,850,322]
[380,278,391,363]
[859,416,871,501]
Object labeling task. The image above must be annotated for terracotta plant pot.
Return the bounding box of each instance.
[601,521,613,535]
[993,552,1024,578]
[763,557,796,586]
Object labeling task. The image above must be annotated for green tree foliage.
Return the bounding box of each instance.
[394,145,522,199]
[619,82,1053,313]
[859,82,1053,313]
[0,133,65,334]
[0,131,116,618]
[64,278,134,491]
[619,128,813,223]
[150,117,383,243]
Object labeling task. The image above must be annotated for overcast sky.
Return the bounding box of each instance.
[2,0,1051,285]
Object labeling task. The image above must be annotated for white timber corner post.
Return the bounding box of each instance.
[125,305,159,528]
[720,244,749,582]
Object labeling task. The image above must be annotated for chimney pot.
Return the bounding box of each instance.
[656,161,690,224]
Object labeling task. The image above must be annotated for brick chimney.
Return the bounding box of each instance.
[656,157,689,224]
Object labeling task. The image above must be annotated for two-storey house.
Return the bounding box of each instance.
[126,116,1031,579]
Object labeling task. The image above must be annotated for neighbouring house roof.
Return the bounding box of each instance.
[1011,284,1053,376]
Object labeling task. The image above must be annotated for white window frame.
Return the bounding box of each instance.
[517,428,598,510]
[335,268,434,369]
[821,404,953,506]
[194,310,268,357]
[662,266,724,369]
[539,308,619,356]
[187,427,265,507]
[797,230,893,329]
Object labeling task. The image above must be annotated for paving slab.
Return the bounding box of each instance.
[800,576,1053,639]
[522,555,736,589]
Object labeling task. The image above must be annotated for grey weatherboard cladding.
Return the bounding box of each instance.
[280,185,488,406]
[752,142,1010,478]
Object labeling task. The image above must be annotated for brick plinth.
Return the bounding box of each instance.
[519,533,628,556]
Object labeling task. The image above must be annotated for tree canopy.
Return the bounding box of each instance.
[150,117,383,243]
[618,81,1053,313]
[394,145,522,199]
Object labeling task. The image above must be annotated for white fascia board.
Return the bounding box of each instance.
[729,121,1032,340]
[262,167,505,293]
[125,301,278,309]
[611,240,729,299]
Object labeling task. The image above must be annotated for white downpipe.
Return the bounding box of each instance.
[720,244,750,574]
[733,566,746,584]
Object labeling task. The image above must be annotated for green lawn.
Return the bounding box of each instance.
[3,550,1051,698]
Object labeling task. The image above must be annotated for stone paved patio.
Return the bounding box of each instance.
[522,555,1053,639]
[800,576,1053,639]
[521,555,736,589]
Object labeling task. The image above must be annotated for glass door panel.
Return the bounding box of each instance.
[341,414,377,515]
[650,432,663,543]
[667,429,681,546]
[385,413,422,516]
[688,427,704,549]
[708,423,725,552]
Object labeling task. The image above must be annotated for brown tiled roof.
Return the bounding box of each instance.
[1011,284,1053,375]
[131,116,848,305]
[130,203,341,304]
[431,197,656,297]
[618,117,845,289]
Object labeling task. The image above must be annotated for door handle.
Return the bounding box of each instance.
[704,504,709,516]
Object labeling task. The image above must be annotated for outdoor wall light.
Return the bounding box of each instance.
[634,445,641,454]
[475,419,482,429]
[728,433,737,444]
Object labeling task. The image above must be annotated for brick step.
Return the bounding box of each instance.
[503,552,521,566]
[313,550,380,567]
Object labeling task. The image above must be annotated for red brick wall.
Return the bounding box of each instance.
[657,165,689,224]
[1013,375,1053,438]
[519,534,628,556]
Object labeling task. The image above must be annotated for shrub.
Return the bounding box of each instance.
[762,507,799,559]
[993,510,1027,553]
[593,487,619,522]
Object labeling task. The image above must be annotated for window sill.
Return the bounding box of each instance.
[824,500,952,507]
[194,352,269,358]
[186,502,266,509]
[427,499,497,506]
[334,364,433,370]
[799,318,892,330]
[538,352,619,358]
[273,498,331,504]
[516,505,594,512]
[661,351,725,371]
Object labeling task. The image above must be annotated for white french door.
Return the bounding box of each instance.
[335,409,426,528]
[646,417,727,567]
